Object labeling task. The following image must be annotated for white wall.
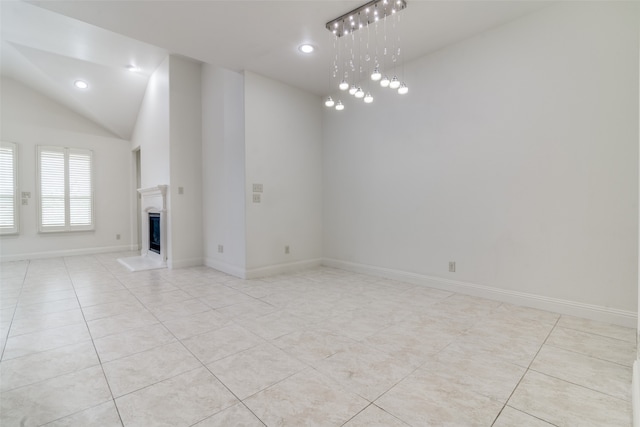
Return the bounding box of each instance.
[131,57,170,188]
[323,2,639,323]
[202,65,247,276]
[168,56,203,268]
[0,77,132,261]
[244,71,323,276]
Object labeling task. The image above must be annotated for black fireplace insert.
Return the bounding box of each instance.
[149,213,161,254]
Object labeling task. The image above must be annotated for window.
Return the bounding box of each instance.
[37,146,93,232]
[0,142,18,235]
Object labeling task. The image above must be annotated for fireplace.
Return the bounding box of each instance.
[117,185,168,271]
[149,213,161,254]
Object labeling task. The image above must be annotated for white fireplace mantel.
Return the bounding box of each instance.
[138,185,168,209]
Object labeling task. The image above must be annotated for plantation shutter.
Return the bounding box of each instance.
[40,148,66,228]
[38,146,93,232]
[68,150,92,226]
[0,142,18,234]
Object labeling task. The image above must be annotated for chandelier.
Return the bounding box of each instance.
[324,0,408,111]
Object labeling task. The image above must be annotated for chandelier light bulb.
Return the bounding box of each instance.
[364,92,374,103]
[349,85,358,95]
[324,96,335,107]
[398,83,409,95]
[354,87,365,98]
[380,75,390,88]
[335,100,344,111]
[339,80,349,91]
[389,76,401,89]
[371,67,382,81]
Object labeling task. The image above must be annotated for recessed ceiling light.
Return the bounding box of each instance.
[298,44,315,54]
[74,80,88,89]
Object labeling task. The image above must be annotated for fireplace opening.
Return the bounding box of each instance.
[149,213,161,254]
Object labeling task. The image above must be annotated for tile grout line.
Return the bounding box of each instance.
[490,315,561,427]
[154,297,270,426]
[553,323,635,344]
[539,342,633,369]
[339,402,376,426]
[64,255,126,427]
[526,366,632,403]
[0,259,30,362]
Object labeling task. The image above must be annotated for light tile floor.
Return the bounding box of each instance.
[0,252,635,426]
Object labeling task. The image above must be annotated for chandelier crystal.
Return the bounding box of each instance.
[323,0,409,111]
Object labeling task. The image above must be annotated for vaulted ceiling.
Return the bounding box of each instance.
[1,1,549,140]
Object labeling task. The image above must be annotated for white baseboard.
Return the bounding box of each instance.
[204,257,324,280]
[0,245,133,263]
[322,258,637,328]
[244,258,323,279]
[168,257,203,269]
[634,360,640,427]
[204,257,247,279]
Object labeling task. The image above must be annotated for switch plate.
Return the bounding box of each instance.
[178,187,184,195]
[285,245,290,254]
[253,194,261,203]
[21,192,31,198]
[218,245,224,253]
[253,183,263,193]
[116,234,121,240]
[449,261,456,272]
[21,199,28,205]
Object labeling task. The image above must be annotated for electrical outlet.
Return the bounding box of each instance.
[253,194,261,203]
[449,261,456,272]
[21,192,31,198]
[116,234,121,240]
[285,245,290,254]
[21,199,28,205]
[218,245,224,253]
[252,183,263,193]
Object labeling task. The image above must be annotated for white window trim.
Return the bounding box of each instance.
[0,141,19,235]
[37,146,94,233]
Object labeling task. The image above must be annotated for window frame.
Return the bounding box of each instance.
[37,145,94,233]
[0,141,19,235]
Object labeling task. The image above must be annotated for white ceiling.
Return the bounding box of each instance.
[1,0,549,140]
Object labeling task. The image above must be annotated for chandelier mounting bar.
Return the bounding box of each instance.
[326,0,407,37]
